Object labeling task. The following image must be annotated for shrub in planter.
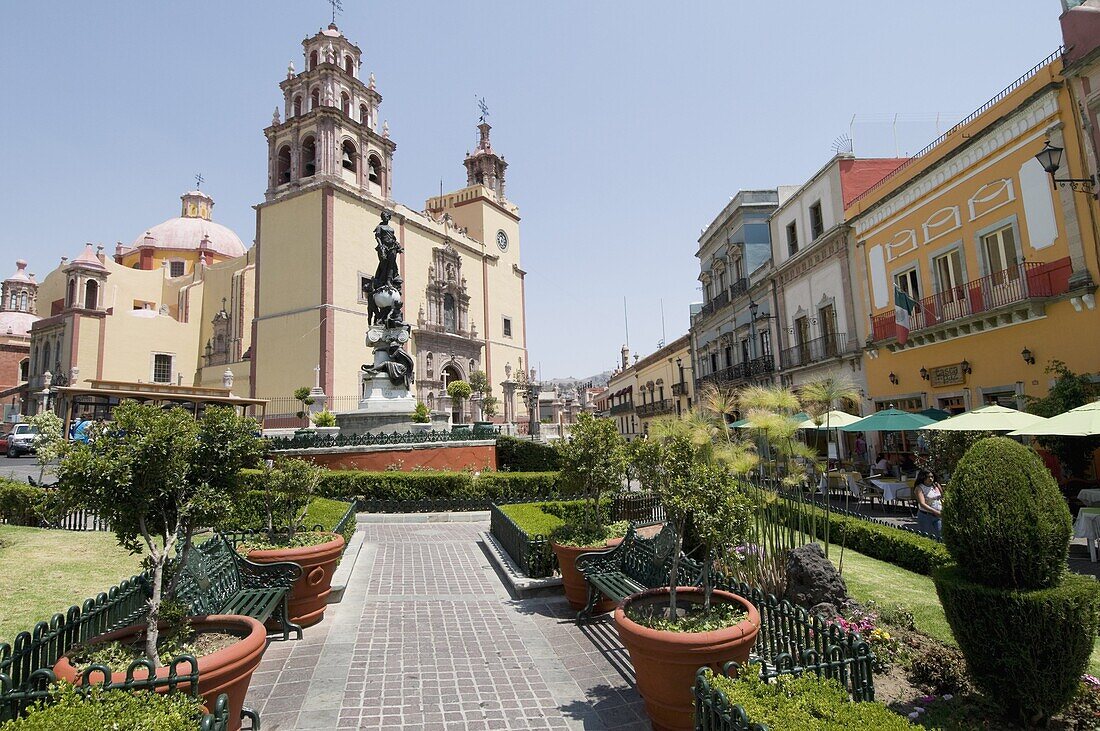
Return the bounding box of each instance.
[309,410,337,428]
[1,683,210,731]
[411,402,431,423]
[933,436,1100,725]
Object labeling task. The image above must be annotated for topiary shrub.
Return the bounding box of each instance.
[942,436,1071,591]
[934,564,1100,724]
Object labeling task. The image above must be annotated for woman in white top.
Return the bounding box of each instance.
[915,469,943,538]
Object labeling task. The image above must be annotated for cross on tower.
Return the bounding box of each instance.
[194,173,204,190]
[328,0,343,24]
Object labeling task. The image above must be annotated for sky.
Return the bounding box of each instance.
[0,1,1065,380]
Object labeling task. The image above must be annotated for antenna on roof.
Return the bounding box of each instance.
[831,134,853,155]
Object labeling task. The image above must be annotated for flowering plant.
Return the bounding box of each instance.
[836,605,902,673]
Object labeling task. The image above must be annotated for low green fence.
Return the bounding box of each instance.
[489,503,556,578]
[268,426,500,451]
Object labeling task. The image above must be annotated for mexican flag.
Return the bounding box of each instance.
[894,286,918,345]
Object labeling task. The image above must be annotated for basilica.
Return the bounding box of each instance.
[7,23,529,427]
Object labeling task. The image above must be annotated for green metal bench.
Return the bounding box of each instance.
[574,523,700,618]
[175,534,303,641]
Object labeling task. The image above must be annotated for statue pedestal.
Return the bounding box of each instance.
[335,374,418,436]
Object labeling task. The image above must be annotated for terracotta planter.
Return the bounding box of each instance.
[54,615,266,731]
[614,587,760,731]
[551,542,617,614]
[246,532,345,628]
[605,537,624,548]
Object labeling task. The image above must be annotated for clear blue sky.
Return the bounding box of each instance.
[0,1,1064,379]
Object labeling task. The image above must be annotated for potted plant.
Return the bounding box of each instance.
[309,410,339,437]
[234,457,345,628]
[446,379,472,424]
[620,422,760,731]
[54,402,266,731]
[550,412,629,612]
[410,402,431,432]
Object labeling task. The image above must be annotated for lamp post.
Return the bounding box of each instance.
[1034,140,1095,195]
[748,299,759,361]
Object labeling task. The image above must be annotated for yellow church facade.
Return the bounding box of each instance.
[22,23,529,427]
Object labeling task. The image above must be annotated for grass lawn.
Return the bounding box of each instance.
[0,525,144,645]
[829,543,1100,675]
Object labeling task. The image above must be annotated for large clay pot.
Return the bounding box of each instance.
[551,542,617,614]
[54,615,266,731]
[247,532,345,627]
[614,587,760,731]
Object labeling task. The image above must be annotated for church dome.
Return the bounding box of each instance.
[130,190,247,259]
[0,311,37,337]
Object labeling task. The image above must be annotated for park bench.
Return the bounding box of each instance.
[574,523,700,619]
[175,534,304,641]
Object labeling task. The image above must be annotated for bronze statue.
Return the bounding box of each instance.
[361,338,414,390]
[373,209,402,287]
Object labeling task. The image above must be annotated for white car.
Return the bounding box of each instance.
[5,423,38,458]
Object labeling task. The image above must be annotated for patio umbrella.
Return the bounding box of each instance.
[729,412,809,429]
[922,404,1049,432]
[840,408,936,432]
[797,410,863,430]
[1009,400,1100,437]
[919,408,952,421]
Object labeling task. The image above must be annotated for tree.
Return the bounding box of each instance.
[58,403,263,666]
[1025,360,1100,477]
[257,457,323,542]
[25,410,65,484]
[468,370,490,397]
[554,412,628,540]
[293,386,314,425]
[481,395,500,418]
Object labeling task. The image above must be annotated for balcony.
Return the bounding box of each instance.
[695,355,776,390]
[870,259,1072,345]
[780,332,858,370]
[729,278,748,300]
[609,402,634,415]
[637,399,675,418]
[671,382,687,397]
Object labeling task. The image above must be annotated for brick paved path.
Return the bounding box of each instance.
[245,520,649,731]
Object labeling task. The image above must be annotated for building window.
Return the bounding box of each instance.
[981,225,1020,283]
[360,104,369,124]
[894,267,920,300]
[809,201,824,240]
[309,50,318,70]
[84,280,98,310]
[724,345,732,368]
[786,221,799,256]
[292,95,302,116]
[443,294,456,333]
[502,316,512,338]
[341,91,351,117]
[301,136,317,177]
[741,339,750,363]
[933,249,965,301]
[169,261,185,278]
[276,145,292,183]
[344,55,354,75]
[795,315,810,349]
[152,354,173,384]
[19,358,28,382]
[66,279,76,307]
[710,352,718,372]
[759,330,771,357]
[310,88,320,111]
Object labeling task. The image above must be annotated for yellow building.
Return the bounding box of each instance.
[604,336,693,440]
[22,23,529,427]
[847,53,1100,415]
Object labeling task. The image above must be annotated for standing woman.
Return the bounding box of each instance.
[915,469,943,538]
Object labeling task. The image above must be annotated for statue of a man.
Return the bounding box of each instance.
[373,209,402,287]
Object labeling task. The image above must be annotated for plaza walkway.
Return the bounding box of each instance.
[245,519,650,731]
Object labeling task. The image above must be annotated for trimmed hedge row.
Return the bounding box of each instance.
[239,469,562,504]
[0,480,45,526]
[774,498,951,576]
[496,436,560,472]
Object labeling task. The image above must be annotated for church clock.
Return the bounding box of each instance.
[496,230,509,251]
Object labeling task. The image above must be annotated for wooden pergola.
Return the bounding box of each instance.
[54,379,267,435]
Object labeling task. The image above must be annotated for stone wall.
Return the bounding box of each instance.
[283,440,497,472]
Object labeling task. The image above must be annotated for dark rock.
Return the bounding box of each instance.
[809,602,843,623]
[784,542,850,610]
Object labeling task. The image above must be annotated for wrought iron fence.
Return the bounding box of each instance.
[268,425,500,451]
[779,332,855,370]
[489,503,557,578]
[611,492,665,524]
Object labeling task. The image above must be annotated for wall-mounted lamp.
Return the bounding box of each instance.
[1035,140,1095,194]
[889,372,899,385]
[1021,347,1035,365]
[961,359,972,375]
[919,366,929,381]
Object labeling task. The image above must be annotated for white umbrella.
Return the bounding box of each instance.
[1009,400,1100,437]
[797,410,863,430]
[921,404,1048,432]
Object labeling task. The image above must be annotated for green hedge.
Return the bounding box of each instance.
[496,436,561,472]
[933,563,1100,724]
[0,684,208,731]
[775,498,951,576]
[702,669,911,730]
[0,480,45,526]
[497,501,582,538]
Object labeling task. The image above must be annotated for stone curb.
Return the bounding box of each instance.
[481,530,562,594]
[355,510,490,523]
[326,526,365,602]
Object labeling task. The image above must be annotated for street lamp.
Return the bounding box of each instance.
[1034,140,1095,194]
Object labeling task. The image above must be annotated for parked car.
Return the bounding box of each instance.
[5,423,38,457]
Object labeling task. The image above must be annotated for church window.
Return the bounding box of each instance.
[341,140,357,173]
[359,104,369,124]
[276,145,292,183]
[169,261,185,278]
[152,353,173,384]
[7,292,15,310]
[18,292,27,311]
[66,279,76,307]
[292,96,302,117]
[443,294,456,333]
[341,91,351,116]
[367,155,382,185]
[344,55,354,75]
[84,280,98,310]
[309,50,318,70]
[502,316,512,338]
[19,358,28,382]
[310,88,320,110]
[301,136,317,177]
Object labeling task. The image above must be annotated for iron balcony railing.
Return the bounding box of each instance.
[871,259,1071,342]
[729,278,748,300]
[696,356,775,391]
[609,401,634,415]
[636,399,675,418]
[779,332,857,370]
[671,382,688,397]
